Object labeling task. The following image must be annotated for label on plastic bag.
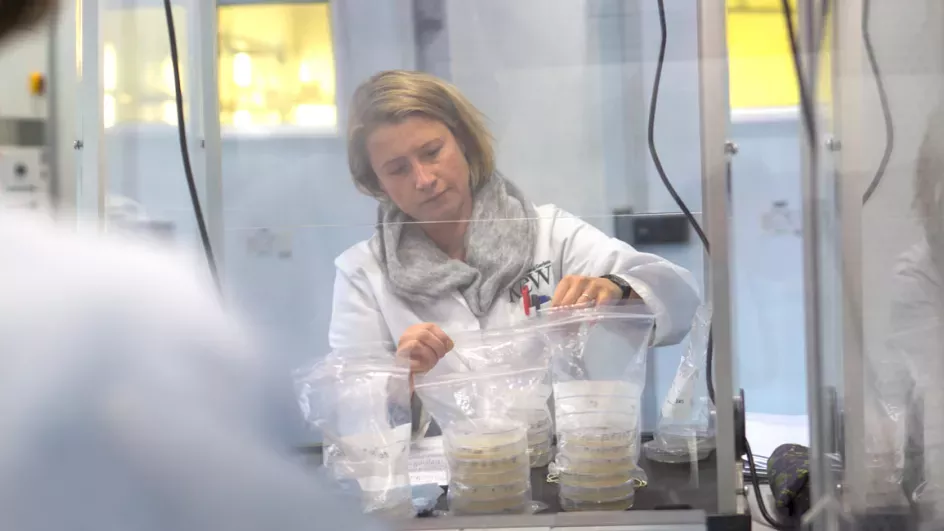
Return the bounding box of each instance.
[328,424,412,482]
[339,423,411,462]
[553,381,640,416]
[409,436,449,486]
[660,365,695,421]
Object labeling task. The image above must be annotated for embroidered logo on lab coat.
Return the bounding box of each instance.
[508,260,553,302]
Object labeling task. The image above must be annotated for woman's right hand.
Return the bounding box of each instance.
[397,323,454,382]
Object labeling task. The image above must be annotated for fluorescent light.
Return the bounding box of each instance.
[233,109,252,128]
[162,101,178,125]
[103,94,116,128]
[233,53,252,88]
[293,104,337,128]
[103,43,117,91]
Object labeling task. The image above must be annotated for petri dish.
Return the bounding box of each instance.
[558,469,634,488]
[449,451,529,476]
[643,435,715,464]
[449,480,530,501]
[557,441,636,461]
[558,425,637,446]
[449,492,530,515]
[444,421,528,460]
[556,453,638,475]
[559,480,635,503]
[560,493,634,512]
[450,462,530,485]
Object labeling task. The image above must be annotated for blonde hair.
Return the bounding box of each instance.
[347,70,495,198]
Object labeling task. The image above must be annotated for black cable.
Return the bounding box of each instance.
[648,0,710,253]
[780,0,818,150]
[648,0,716,406]
[860,0,894,204]
[746,439,795,530]
[162,0,222,293]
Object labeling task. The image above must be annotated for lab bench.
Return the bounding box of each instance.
[298,440,752,531]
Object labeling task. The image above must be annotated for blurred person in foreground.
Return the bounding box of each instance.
[0,2,384,530]
[871,104,944,521]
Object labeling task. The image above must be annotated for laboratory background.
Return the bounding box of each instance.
[2,0,942,529]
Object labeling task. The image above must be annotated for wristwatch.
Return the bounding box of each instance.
[601,274,633,300]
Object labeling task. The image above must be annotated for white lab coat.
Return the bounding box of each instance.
[0,209,384,531]
[330,204,700,349]
[875,240,944,513]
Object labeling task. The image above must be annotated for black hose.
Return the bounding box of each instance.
[649,0,709,252]
[649,0,716,406]
[162,0,222,293]
[860,0,894,204]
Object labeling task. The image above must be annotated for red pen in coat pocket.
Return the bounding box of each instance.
[522,285,532,316]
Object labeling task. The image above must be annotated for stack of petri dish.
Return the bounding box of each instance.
[443,419,532,515]
[509,407,553,467]
[555,411,640,511]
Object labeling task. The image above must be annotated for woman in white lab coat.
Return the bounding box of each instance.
[329,70,700,380]
[878,105,944,514]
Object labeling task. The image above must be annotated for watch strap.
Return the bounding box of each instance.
[601,274,632,300]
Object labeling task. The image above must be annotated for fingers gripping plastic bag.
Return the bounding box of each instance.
[294,349,414,518]
[644,304,717,464]
[448,329,555,469]
[413,328,551,516]
[533,303,654,512]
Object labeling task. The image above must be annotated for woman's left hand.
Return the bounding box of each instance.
[551,275,623,307]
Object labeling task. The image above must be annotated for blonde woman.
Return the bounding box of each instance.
[330,70,700,380]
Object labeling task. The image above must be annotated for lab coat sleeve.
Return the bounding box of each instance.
[328,264,431,439]
[877,253,943,496]
[0,237,387,531]
[550,207,700,346]
[328,267,396,350]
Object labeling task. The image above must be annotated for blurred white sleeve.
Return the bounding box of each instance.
[0,234,387,531]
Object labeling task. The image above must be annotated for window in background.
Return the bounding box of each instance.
[218,2,337,132]
[100,6,188,128]
[725,0,831,110]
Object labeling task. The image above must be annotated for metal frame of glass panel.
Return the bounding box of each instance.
[696,0,741,517]
[803,0,869,526]
[828,0,870,518]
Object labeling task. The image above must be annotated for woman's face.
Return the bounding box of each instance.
[366,115,472,223]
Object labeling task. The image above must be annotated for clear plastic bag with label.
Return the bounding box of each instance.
[644,304,717,464]
[532,302,655,512]
[448,329,554,468]
[413,329,551,516]
[294,349,414,518]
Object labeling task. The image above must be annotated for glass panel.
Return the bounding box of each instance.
[90,0,208,253]
[812,0,944,528]
[102,6,187,127]
[725,0,810,472]
[220,0,719,514]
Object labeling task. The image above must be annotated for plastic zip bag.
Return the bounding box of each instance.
[413,328,551,516]
[644,304,716,464]
[532,302,654,512]
[294,349,414,517]
[448,328,554,468]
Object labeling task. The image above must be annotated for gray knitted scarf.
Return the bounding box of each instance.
[370,175,537,317]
